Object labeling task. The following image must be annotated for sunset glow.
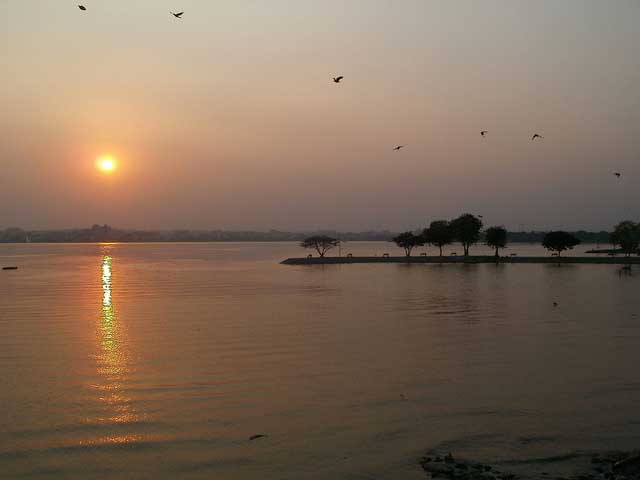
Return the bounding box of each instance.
[2,2,639,231]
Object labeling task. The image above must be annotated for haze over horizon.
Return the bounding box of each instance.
[2,1,639,232]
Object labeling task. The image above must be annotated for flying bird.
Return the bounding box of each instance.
[393,145,404,151]
[531,134,544,141]
[614,172,622,178]
[171,11,184,18]
[480,131,488,137]
[333,76,344,83]
[78,5,86,10]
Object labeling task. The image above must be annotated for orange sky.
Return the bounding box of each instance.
[1,1,639,231]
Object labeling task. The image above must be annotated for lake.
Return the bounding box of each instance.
[1,242,639,479]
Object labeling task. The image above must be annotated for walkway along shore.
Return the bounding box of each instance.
[281,256,640,265]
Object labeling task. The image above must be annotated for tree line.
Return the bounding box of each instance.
[301,216,640,258]
[0,225,615,244]
[0,225,393,243]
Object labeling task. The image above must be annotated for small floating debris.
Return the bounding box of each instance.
[2,266,18,270]
[248,434,267,441]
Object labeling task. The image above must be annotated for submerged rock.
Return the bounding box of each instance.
[420,454,513,480]
[613,455,640,477]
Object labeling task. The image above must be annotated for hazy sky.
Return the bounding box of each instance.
[1,1,639,231]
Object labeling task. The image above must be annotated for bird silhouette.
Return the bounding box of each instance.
[480,131,488,137]
[78,5,86,10]
[614,172,622,178]
[531,134,544,141]
[171,11,184,18]
[393,145,404,151]
[333,76,344,83]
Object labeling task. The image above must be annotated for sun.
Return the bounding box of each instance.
[96,155,117,174]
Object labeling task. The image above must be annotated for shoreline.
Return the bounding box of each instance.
[282,255,640,265]
[420,450,640,480]
[586,248,640,255]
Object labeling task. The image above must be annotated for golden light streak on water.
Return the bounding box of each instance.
[79,434,147,447]
[102,255,112,309]
[91,248,144,428]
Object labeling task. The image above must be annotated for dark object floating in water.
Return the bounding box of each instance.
[553,302,558,307]
[2,266,18,270]
[249,434,267,441]
[78,5,86,10]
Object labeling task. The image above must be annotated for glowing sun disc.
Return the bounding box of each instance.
[96,156,117,173]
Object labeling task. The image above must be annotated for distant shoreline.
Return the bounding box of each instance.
[0,225,614,244]
[282,255,640,265]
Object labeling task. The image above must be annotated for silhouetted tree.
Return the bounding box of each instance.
[611,221,640,257]
[300,236,340,257]
[485,226,508,258]
[392,232,424,257]
[542,231,580,256]
[423,220,454,256]
[450,214,483,256]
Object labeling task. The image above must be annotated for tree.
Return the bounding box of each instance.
[485,226,508,258]
[542,231,580,256]
[450,214,483,256]
[392,232,424,257]
[300,236,340,257]
[423,220,454,256]
[611,221,640,257]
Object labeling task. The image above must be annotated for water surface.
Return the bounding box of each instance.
[1,242,639,479]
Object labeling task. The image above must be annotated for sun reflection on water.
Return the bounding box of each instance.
[90,248,144,433]
[102,256,112,309]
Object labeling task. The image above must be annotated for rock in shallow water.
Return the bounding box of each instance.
[420,453,512,480]
[421,451,640,480]
[613,455,640,477]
